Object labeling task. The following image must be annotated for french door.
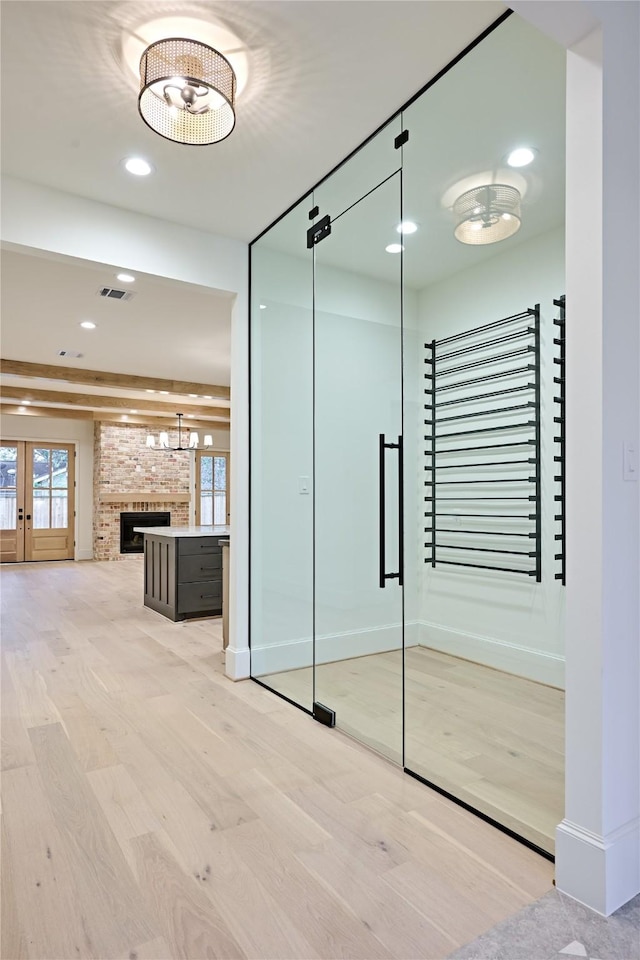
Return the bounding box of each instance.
[195,450,230,525]
[0,441,75,562]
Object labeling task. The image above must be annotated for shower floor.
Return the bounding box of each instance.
[261,646,564,855]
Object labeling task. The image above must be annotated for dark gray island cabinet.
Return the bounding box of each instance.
[134,525,230,622]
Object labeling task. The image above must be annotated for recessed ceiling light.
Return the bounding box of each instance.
[122,415,129,420]
[188,394,198,398]
[17,406,26,413]
[130,409,138,413]
[396,221,418,235]
[187,414,195,419]
[117,273,136,283]
[123,157,154,176]
[385,243,404,254]
[146,389,156,393]
[204,395,213,400]
[159,390,169,395]
[22,400,31,405]
[507,147,536,168]
[259,304,267,310]
[80,320,96,329]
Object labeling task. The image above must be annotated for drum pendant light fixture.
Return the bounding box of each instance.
[454,184,522,245]
[138,37,236,145]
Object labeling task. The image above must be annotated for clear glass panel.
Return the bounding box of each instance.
[201,455,213,491]
[33,489,51,529]
[200,492,213,524]
[51,490,68,528]
[0,446,18,529]
[250,198,314,710]
[402,14,565,854]
[213,492,226,525]
[213,456,226,492]
[313,128,404,764]
[0,491,17,529]
[51,450,68,488]
[32,448,50,487]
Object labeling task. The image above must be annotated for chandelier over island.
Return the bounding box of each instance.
[146,413,213,450]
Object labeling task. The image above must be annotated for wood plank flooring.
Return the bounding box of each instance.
[265,648,564,854]
[1,559,553,960]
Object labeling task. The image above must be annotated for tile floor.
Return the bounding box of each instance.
[449,889,640,960]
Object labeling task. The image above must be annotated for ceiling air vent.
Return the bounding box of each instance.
[97,287,134,301]
[58,349,83,358]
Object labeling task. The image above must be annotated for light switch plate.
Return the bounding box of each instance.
[623,441,637,481]
[298,476,310,495]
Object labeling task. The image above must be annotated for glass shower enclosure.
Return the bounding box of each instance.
[250,12,566,857]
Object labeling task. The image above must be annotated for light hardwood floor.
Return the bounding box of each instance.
[264,647,564,854]
[1,559,553,960]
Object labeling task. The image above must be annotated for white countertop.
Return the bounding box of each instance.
[133,525,230,538]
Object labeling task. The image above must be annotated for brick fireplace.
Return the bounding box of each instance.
[93,422,190,560]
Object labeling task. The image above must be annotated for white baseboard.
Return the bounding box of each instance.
[76,549,93,561]
[251,621,420,676]
[420,620,565,688]
[556,817,640,915]
[225,645,251,681]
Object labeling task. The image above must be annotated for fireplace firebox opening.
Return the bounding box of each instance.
[120,511,170,554]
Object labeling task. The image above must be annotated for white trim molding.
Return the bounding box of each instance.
[556,817,640,916]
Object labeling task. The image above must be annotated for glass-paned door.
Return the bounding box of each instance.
[1,441,75,562]
[0,442,25,562]
[313,145,404,763]
[195,451,230,525]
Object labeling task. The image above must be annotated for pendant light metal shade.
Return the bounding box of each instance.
[454,184,522,245]
[139,37,236,145]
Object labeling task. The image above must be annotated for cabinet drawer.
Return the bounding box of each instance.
[178,553,222,583]
[177,579,222,614]
[178,537,219,557]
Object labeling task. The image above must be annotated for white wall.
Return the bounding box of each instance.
[0,413,94,560]
[417,226,566,686]
[513,0,640,917]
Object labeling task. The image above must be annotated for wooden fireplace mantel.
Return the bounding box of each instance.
[98,493,190,503]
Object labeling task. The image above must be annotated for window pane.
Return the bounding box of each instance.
[51,492,68,528]
[214,492,226,525]
[52,450,69,488]
[200,456,213,490]
[33,495,50,529]
[200,493,213,524]
[0,447,18,491]
[213,456,227,491]
[32,448,51,487]
[0,491,16,528]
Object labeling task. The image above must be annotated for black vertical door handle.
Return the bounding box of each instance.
[379,434,386,588]
[379,433,403,588]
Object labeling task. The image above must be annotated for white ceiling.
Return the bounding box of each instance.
[0,0,506,241]
[0,248,232,387]
[1,0,567,416]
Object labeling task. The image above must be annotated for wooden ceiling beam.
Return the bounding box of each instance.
[0,405,230,430]
[0,359,230,401]
[0,388,229,420]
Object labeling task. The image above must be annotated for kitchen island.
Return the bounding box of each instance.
[134,525,230,622]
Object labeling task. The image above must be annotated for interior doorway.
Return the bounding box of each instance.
[0,440,75,562]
